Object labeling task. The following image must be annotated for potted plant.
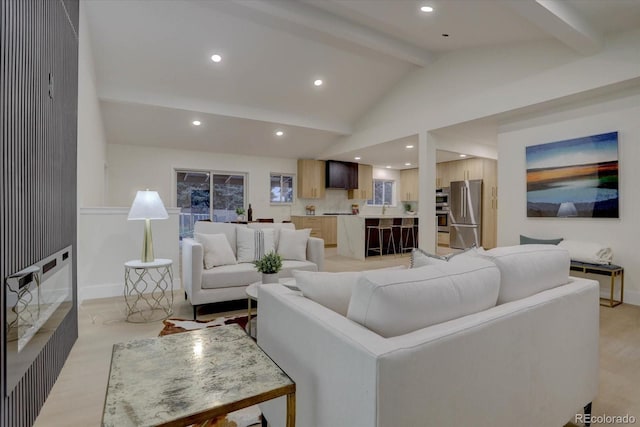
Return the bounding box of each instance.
[253,251,283,284]
[235,206,246,221]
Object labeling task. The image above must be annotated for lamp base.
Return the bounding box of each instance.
[141,218,155,263]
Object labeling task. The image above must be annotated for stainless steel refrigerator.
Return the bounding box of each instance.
[449,179,482,249]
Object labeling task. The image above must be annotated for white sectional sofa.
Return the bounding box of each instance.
[182,221,324,318]
[257,245,600,427]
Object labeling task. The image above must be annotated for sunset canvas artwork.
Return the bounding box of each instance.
[526,132,619,218]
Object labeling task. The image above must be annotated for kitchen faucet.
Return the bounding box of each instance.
[382,203,388,215]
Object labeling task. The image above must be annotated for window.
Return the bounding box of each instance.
[176,170,247,239]
[270,173,294,204]
[367,179,394,206]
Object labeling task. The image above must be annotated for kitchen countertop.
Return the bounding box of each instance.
[292,214,418,218]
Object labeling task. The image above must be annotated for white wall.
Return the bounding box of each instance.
[497,90,640,304]
[107,144,298,221]
[78,207,180,301]
[77,0,107,207]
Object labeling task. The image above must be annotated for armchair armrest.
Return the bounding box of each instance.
[181,238,203,300]
[306,236,324,271]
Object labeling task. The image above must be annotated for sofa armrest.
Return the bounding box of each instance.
[181,238,203,301]
[306,236,324,271]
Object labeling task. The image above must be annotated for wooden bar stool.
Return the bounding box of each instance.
[366,218,396,257]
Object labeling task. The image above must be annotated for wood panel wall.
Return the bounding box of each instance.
[1,0,79,425]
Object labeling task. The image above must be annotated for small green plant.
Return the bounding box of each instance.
[404,203,412,212]
[235,207,245,215]
[253,251,283,274]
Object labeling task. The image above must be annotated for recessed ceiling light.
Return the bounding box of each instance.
[192,120,201,126]
[385,165,392,169]
[406,145,414,149]
[459,154,467,158]
[210,54,222,63]
[275,130,284,137]
[314,79,323,87]
[354,156,361,160]
[442,34,450,38]
[420,5,434,13]
[405,162,411,166]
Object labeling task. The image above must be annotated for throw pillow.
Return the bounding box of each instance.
[410,248,447,268]
[236,227,275,263]
[278,228,311,261]
[194,233,237,269]
[520,235,563,245]
[293,266,406,316]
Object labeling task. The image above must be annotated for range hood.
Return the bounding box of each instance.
[325,160,358,189]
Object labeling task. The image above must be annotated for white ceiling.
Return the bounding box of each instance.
[85,0,640,169]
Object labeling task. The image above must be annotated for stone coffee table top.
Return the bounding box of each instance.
[102,324,294,426]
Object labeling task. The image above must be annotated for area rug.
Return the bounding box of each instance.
[159,314,261,427]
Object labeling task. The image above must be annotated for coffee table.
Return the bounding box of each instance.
[102,324,296,427]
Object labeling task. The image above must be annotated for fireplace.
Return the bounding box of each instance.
[5,246,73,395]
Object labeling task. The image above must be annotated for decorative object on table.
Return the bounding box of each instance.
[159,314,254,336]
[526,131,619,218]
[305,204,316,215]
[351,204,359,214]
[404,203,416,215]
[247,203,253,222]
[235,206,246,221]
[127,189,169,262]
[253,250,283,283]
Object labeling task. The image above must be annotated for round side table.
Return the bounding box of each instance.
[246,278,297,337]
[124,259,174,322]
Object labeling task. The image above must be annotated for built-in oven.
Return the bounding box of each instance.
[436,209,449,233]
[436,188,449,209]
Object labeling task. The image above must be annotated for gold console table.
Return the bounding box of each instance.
[570,261,624,308]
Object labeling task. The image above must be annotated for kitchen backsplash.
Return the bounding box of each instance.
[292,189,408,216]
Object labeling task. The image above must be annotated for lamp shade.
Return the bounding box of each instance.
[128,190,169,220]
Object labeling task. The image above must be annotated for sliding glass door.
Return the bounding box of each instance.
[176,170,246,239]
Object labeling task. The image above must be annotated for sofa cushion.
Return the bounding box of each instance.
[194,233,237,269]
[294,266,406,316]
[236,227,275,262]
[347,257,500,338]
[201,263,260,290]
[194,221,241,256]
[476,244,570,304]
[278,228,311,261]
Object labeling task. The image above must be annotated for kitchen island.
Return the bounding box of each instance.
[337,215,418,260]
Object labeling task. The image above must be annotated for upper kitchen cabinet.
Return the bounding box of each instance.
[348,164,373,200]
[298,159,326,199]
[438,157,485,186]
[400,168,419,201]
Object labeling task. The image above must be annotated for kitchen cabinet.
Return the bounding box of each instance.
[400,168,419,201]
[437,232,450,247]
[290,215,337,247]
[438,157,484,186]
[348,164,373,200]
[297,159,325,199]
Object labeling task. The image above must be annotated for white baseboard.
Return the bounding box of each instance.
[618,289,640,306]
[78,279,182,304]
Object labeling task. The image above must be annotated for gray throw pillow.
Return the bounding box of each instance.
[520,235,563,245]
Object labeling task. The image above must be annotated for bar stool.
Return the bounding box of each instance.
[396,217,416,253]
[366,218,396,257]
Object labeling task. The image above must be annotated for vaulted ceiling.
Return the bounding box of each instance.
[85,0,640,168]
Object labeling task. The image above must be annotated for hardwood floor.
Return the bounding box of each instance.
[33,249,640,426]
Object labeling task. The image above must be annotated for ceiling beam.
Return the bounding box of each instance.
[99,90,352,135]
[229,0,432,67]
[506,0,603,55]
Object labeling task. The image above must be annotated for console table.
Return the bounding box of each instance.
[570,261,624,308]
[102,324,296,426]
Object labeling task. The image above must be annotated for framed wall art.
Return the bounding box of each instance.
[526,131,619,218]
